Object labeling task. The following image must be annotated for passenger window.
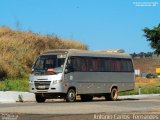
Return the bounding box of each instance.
[115,59,121,72]
[126,60,133,72]
[68,57,87,72]
[80,58,87,72]
[121,59,133,72]
[86,58,93,72]
[67,57,133,73]
[97,58,104,72]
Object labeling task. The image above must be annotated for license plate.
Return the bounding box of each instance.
[38,86,46,89]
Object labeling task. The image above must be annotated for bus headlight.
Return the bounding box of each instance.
[52,80,63,84]
[52,80,58,84]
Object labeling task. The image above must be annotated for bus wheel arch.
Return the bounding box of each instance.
[66,87,77,102]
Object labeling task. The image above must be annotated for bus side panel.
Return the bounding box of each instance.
[64,72,134,94]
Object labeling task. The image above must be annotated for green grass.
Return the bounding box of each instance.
[0,78,29,91]
[120,81,160,95]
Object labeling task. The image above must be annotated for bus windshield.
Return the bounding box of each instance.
[33,54,66,74]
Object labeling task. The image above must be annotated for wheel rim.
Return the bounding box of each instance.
[68,89,76,101]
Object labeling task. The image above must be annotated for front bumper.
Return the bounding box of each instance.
[29,80,67,93]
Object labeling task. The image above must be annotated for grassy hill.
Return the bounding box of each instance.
[0,27,87,79]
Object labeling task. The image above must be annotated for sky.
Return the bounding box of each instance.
[0,0,160,53]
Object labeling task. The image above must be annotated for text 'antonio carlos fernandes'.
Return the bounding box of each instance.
[94,114,159,120]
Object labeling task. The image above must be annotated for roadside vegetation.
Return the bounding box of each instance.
[0,78,28,91]
[120,77,160,95]
[143,23,160,55]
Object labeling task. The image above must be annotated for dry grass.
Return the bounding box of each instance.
[135,77,160,90]
[135,77,159,84]
[0,27,87,78]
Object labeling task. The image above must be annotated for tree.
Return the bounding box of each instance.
[143,24,160,54]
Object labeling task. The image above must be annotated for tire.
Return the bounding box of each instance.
[105,88,118,101]
[66,88,76,102]
[35,94,46,103]
[80,95,93,102]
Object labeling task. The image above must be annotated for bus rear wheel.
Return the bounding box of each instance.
[35,94,46,103]
[105,88,118,101]
[66,88,76,102]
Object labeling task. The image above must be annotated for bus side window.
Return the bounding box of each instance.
[72,57,87,72]
[86,58,93,72]
[80,57,87,72]
[103,58,109,72]
[121,59,133,72]
[65,58,74,73]
[126,60,134,72]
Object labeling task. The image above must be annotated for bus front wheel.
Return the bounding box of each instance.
[66,88,76,102]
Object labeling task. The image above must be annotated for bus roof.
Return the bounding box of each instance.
[42,49,131,59]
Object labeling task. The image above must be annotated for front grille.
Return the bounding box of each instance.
[34,81,51,90]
